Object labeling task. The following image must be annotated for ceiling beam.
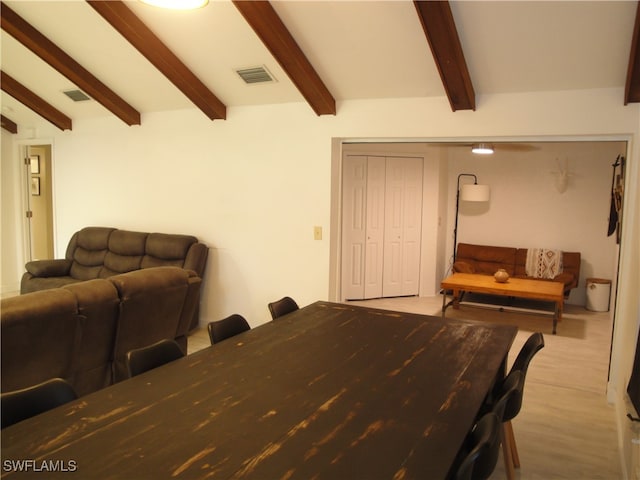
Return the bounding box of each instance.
[1,114,18,134]
[1,2,140,126]
[413,0,475,111]
[1,71,72,131]
[87,0,226,121]
[232,0,336,116]
[625,1,640,104]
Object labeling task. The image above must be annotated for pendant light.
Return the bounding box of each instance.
[471,143,494,155]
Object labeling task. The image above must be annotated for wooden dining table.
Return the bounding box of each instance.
[1,301,516,480]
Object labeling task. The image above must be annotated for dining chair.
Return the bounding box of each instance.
[491,332,545,480]
[504,332,544,469]
[1,377,78,429]
[126,339,185,378]
[268,296,299,320]
[509,332,545,379]
[208,314,251,345]
[454,412,502,480]
[487,370,523,480]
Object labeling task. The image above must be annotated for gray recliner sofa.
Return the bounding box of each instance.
[20,226,208,330]
[3,266,201,396]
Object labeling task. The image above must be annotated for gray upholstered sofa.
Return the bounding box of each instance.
[2,266,201,397]
[20,226,208,330]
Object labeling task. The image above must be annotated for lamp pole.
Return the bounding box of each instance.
[453,173,478,262]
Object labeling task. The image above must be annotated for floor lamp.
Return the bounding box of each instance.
[453,174,490,262]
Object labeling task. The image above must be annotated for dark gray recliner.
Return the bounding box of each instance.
[20,226,208,330]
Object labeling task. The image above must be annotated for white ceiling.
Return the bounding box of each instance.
[1,0,637,131]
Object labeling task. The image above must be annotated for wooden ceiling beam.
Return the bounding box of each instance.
[232,0,336,116]
[625,1,640,104]
[87,0,226,120]
[1,71,72,131]
[1,114,18,134]
[1,2,140,126]
[413,0,475,111]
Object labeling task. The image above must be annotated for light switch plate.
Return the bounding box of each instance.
[314,226,322,240]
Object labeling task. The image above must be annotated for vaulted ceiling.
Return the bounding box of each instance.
[1,0,639,134]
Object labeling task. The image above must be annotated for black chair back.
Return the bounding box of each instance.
[454,412,502,480]
[492,370,525,422]
[208,314,250,344]
[510,332,545,376]
[126,339,184,378]
[1,378,77,429]
[268,296,299,320]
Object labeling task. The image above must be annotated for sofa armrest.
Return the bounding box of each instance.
[553,272,576,289]
[184,243,208,278]
[25,259,72,277]
[453,261,475,274]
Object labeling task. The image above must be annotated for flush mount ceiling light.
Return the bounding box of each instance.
[471,143,494,155]
[140,0,208,10]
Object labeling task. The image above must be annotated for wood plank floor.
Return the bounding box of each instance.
[188,295,621,479]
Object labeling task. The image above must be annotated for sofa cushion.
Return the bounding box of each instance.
[140,233,197,269]
[63,279,120,396]
[455,243,517,275]
[100,230,148,277]
[109,267,190,382]
[68,227,115,280]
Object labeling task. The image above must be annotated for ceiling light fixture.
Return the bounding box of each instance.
[471,143,494,155]
[140,0,208,10]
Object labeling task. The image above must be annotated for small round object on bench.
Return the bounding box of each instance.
[494,269,510,283]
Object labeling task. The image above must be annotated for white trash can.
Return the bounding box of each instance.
[586,278,611,312]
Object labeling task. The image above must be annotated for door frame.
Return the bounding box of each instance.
[328,135,631,306]
[18,139,56,264]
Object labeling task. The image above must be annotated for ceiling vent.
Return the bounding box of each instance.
[235,66,276,84]
[63,89,91,102]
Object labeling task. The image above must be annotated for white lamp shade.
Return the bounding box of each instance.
[461,184,490,202]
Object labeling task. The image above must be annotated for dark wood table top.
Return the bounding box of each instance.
[1,301,516,480]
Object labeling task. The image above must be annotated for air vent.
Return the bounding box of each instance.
[235,66,276,84]
[63,89,91,102]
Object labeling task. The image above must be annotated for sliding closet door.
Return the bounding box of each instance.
[341,154,422,300]
[341,156,385,300]
[363,157,385,298]
[382,157,423,297]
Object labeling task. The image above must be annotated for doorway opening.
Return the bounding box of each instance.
[24,144,54,262]
[330,138,627,309]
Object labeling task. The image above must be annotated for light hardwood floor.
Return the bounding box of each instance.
[188,295,621,479]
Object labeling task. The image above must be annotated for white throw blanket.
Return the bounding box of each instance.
[526,248,563,279]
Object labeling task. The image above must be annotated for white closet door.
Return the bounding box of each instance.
[400,157,423,295]
[382,157,423,297]
[363,156,385,298]
[341,154,422,301]
[341,156,367,300]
